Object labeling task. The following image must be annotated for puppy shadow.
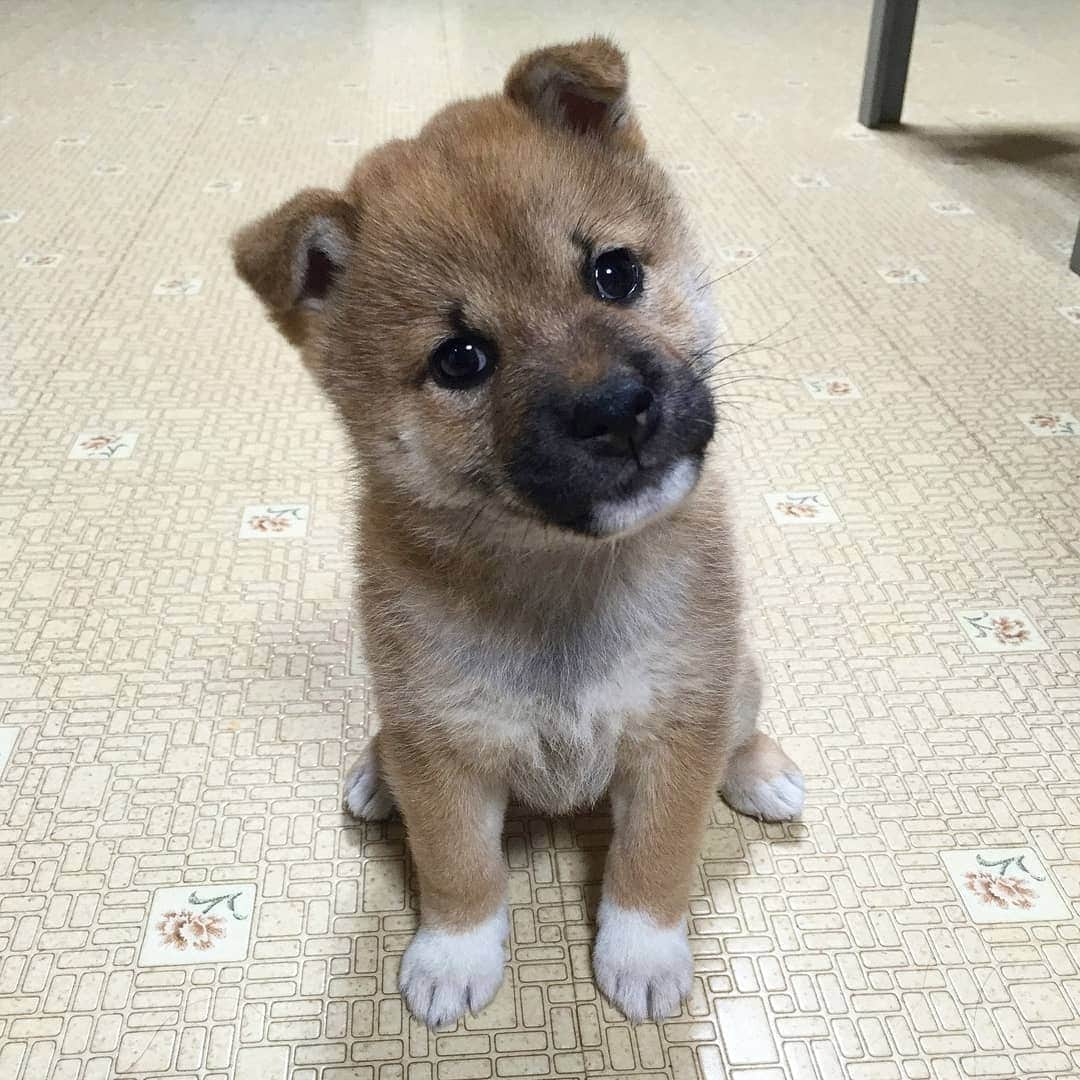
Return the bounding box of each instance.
[885,122,1080,195]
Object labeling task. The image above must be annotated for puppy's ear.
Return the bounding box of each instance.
[504,37,645,153]
[232,188,357,347]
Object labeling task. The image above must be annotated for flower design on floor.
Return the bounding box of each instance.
[153,275,203,296]
[718,245,758,262]
[791,172,830,189]
[1018,411,1079,436]
[766,490,840,525]
[878,266,928,284]
[248,507,301,532]
[140,884,254,967]
[964,872,1036,910]
[777,499,819,518]
[239,504,309,539]
[962,611,1030,646]
[69,432,137,460]
[954,607,1046,653]
[963,853,1045,910]
[156,909,227,951]
[803,373,862,400]
[930,201,973,215]
[19,252,62,268]
[248,513,293,533]
[81,434,118,451]
[944,848,1069,923]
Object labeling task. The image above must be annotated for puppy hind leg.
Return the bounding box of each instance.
[719,731,805,822]
[343,733,397,822]
[718,654,805,822]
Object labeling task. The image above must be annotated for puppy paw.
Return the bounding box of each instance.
[593,900,693,1023]
[400,908,508,1027]
[343,744,396,821]
[720,732,805,822]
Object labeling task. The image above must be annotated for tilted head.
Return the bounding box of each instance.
[233,38,716,541]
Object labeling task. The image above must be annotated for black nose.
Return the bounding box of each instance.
[571,371,658,449]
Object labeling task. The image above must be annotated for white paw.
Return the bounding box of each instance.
[343,747,395,821]
[400,908,508,1027]
[722,769,805,822]
[592,900,693,1023]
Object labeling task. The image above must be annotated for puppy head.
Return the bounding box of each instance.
[233,38,716,541]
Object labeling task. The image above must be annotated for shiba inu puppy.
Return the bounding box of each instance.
[233,37,804,1027]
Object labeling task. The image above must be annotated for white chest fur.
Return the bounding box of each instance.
[397,550,687,814]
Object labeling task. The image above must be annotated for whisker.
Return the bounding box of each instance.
[696,239,779,292]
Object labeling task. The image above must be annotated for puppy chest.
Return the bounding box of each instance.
[428,648,661,812]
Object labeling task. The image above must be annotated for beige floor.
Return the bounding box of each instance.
[2,1,1080,1078]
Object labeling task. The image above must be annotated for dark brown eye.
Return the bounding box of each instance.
[429,335,494,389]
[592,248,642,303]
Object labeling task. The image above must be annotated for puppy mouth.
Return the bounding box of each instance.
[507,368,715,538]
[585,455,703,537]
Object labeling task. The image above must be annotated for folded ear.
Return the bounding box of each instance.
[232,188,357,347]
[504,37,644,153]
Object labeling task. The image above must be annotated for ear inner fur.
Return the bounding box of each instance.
[231,187,356,345]
[504,36,646,152]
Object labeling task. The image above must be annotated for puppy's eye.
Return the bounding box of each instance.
[592,248,642,303]
[429,335,494,389]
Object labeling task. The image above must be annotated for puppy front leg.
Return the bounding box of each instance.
[382,735,509,1027]
[594,745,717,1023]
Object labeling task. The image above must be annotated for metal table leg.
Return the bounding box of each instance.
[859,0,920,128]
[1071,218,1080,276]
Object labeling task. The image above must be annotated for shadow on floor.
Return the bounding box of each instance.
[883,123,1080,196]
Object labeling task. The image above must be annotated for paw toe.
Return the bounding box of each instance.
[722,767,805,822]
[343,754,395,821]
[593,902,693,1024]
[399,912,507,1028]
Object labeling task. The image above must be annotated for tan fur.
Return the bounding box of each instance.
[233,37,802,1021]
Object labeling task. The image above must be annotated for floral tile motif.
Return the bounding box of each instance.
[930,200,974,215]
[955,608,1048,653]
[69,432,138,460]
[0,210,23,225]
[1057,306,1080,326]
[0,727,19,774]
[718,245,759,263]
[765,491,840,525]
[237,113,269,126]
[108,80,134,89]
[139,884,256,967]
[153,275,202,296]
[1018,411,1079,436]
[55,134,89,147]
[943,849,1070,924]
[878,266,928,285]
[94,163,127,176]
[802,373,862,400]
[18,252,62,269]
[239,504,309,539]
[204,178,241,194]
[142,102,168,112]
[790,172,830,189]
[732,109,762,122]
